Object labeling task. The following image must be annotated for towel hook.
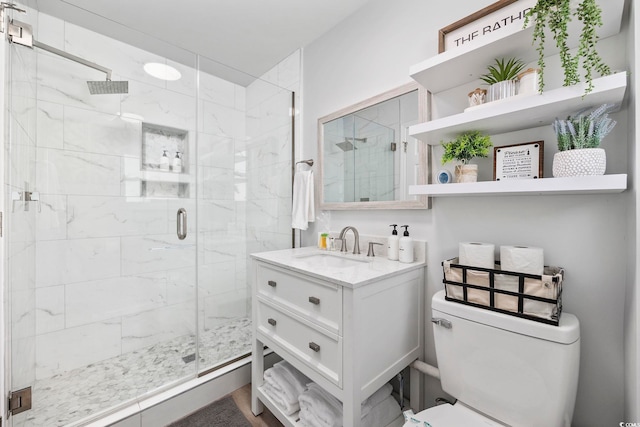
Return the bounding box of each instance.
[296,159,314,167]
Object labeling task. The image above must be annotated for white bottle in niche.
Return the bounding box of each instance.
[398,225,414,263]
[388,224,399,261]
[159,149,170,171]
[172,151,182,173]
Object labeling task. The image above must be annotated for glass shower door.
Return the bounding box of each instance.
[6,15,199,426]
[196,56,295,374]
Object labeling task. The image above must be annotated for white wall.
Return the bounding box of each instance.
[626,0,640,421]
[302,0,633,425]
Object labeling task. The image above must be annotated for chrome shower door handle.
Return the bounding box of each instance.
[177,208,187,240]
[431,318,452,329]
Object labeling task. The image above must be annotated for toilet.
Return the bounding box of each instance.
[405,290,580,427]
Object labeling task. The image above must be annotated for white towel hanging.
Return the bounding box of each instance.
[292,163,315,230]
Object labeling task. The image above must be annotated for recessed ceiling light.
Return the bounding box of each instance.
[143,63,181,81]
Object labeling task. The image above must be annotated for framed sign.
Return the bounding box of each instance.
[438,0,536,53]
[493,141,543,181]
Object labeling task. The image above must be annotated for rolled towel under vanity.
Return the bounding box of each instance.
[262,360,310,415]
[298,381,399,427]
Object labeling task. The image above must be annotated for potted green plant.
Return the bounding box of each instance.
[551,103,617,177]
[441,131,493,182]
[480,57,526,102]
[524,0,611,94]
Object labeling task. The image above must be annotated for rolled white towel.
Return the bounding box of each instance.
[299,383,342,427]
[262,379,299,415]
[361,382,393,418]
[263,361,310,415]
[298,406,326,427]
[362,395,402,427]
[274,360,310,395]
[298,381,396,426]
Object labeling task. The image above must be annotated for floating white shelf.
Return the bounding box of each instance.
[256,387,299,427]
[409,0,624,93]
[409,174,627,197]
[409,72,628,143]
[406,0,627,199]
[139,170,193,184]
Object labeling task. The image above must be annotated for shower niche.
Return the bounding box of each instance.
[140,123,191,198]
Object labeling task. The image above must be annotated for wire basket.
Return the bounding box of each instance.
[442,257,564,326]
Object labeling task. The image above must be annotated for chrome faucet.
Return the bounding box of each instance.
[338,226,360,255]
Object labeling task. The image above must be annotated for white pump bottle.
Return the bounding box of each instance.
[388,224,399,261]
[398,225,414,263]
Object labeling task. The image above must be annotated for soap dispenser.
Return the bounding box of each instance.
[159,149,170,171]
[172,151,182,173]
[388,224,399,261]
[398,225,414,263]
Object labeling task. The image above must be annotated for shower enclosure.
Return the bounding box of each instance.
[4,5,296,426]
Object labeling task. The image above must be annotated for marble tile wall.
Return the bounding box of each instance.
[245,54,297,257]
[242,50,299,318]
[196,51,298,336]
[196,56,249,337]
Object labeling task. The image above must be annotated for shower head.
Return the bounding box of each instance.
[335,137,367,152]
[10,24,129,95]
[87,80,129,95]
[335,140,357,152]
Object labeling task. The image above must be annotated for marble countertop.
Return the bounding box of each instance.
[251,246,426,288]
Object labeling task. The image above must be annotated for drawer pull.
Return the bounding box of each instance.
[308,342,321,352]
[308,296,320,305]
[267,280,277,287]
[267,318,277,326]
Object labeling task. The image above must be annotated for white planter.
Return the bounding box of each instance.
[552,148,607,177]
[455,164,478,183]
[487,80,517,102]
[517,68,540,96]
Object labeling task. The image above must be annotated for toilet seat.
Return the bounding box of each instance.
[402,402,505,427]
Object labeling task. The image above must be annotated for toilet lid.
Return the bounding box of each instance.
[402,403,505,427]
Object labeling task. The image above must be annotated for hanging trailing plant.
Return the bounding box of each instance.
[524,0,611,94]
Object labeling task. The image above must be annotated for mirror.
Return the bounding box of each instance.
[318,82,429,210]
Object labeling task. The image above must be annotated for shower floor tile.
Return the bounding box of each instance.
[13,317,253,427]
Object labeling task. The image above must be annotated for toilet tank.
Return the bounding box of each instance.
[431,290,580,427]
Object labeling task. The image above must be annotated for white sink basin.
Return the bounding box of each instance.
[295,253,370,269]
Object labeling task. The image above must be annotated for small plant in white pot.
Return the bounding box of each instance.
[441,131,493,183]
[552,103,617,177]
[480,57,526,102]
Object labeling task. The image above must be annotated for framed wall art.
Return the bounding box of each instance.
[438,0,536,53]
[493,141,544,181]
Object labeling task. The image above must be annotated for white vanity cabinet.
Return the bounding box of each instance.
[250,248,425,427]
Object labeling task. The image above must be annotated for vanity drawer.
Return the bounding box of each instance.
[256,264,342,334]
[257,300,342,386]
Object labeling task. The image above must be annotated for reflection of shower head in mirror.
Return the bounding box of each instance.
[318,82,428,209]
[335,140,356,152]
[335,137,367,152]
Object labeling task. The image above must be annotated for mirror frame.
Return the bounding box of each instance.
[317,82,429,210]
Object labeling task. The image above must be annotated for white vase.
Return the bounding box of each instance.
[487,80,517,102]
[455,164,478,183]
[552,148,606,177]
